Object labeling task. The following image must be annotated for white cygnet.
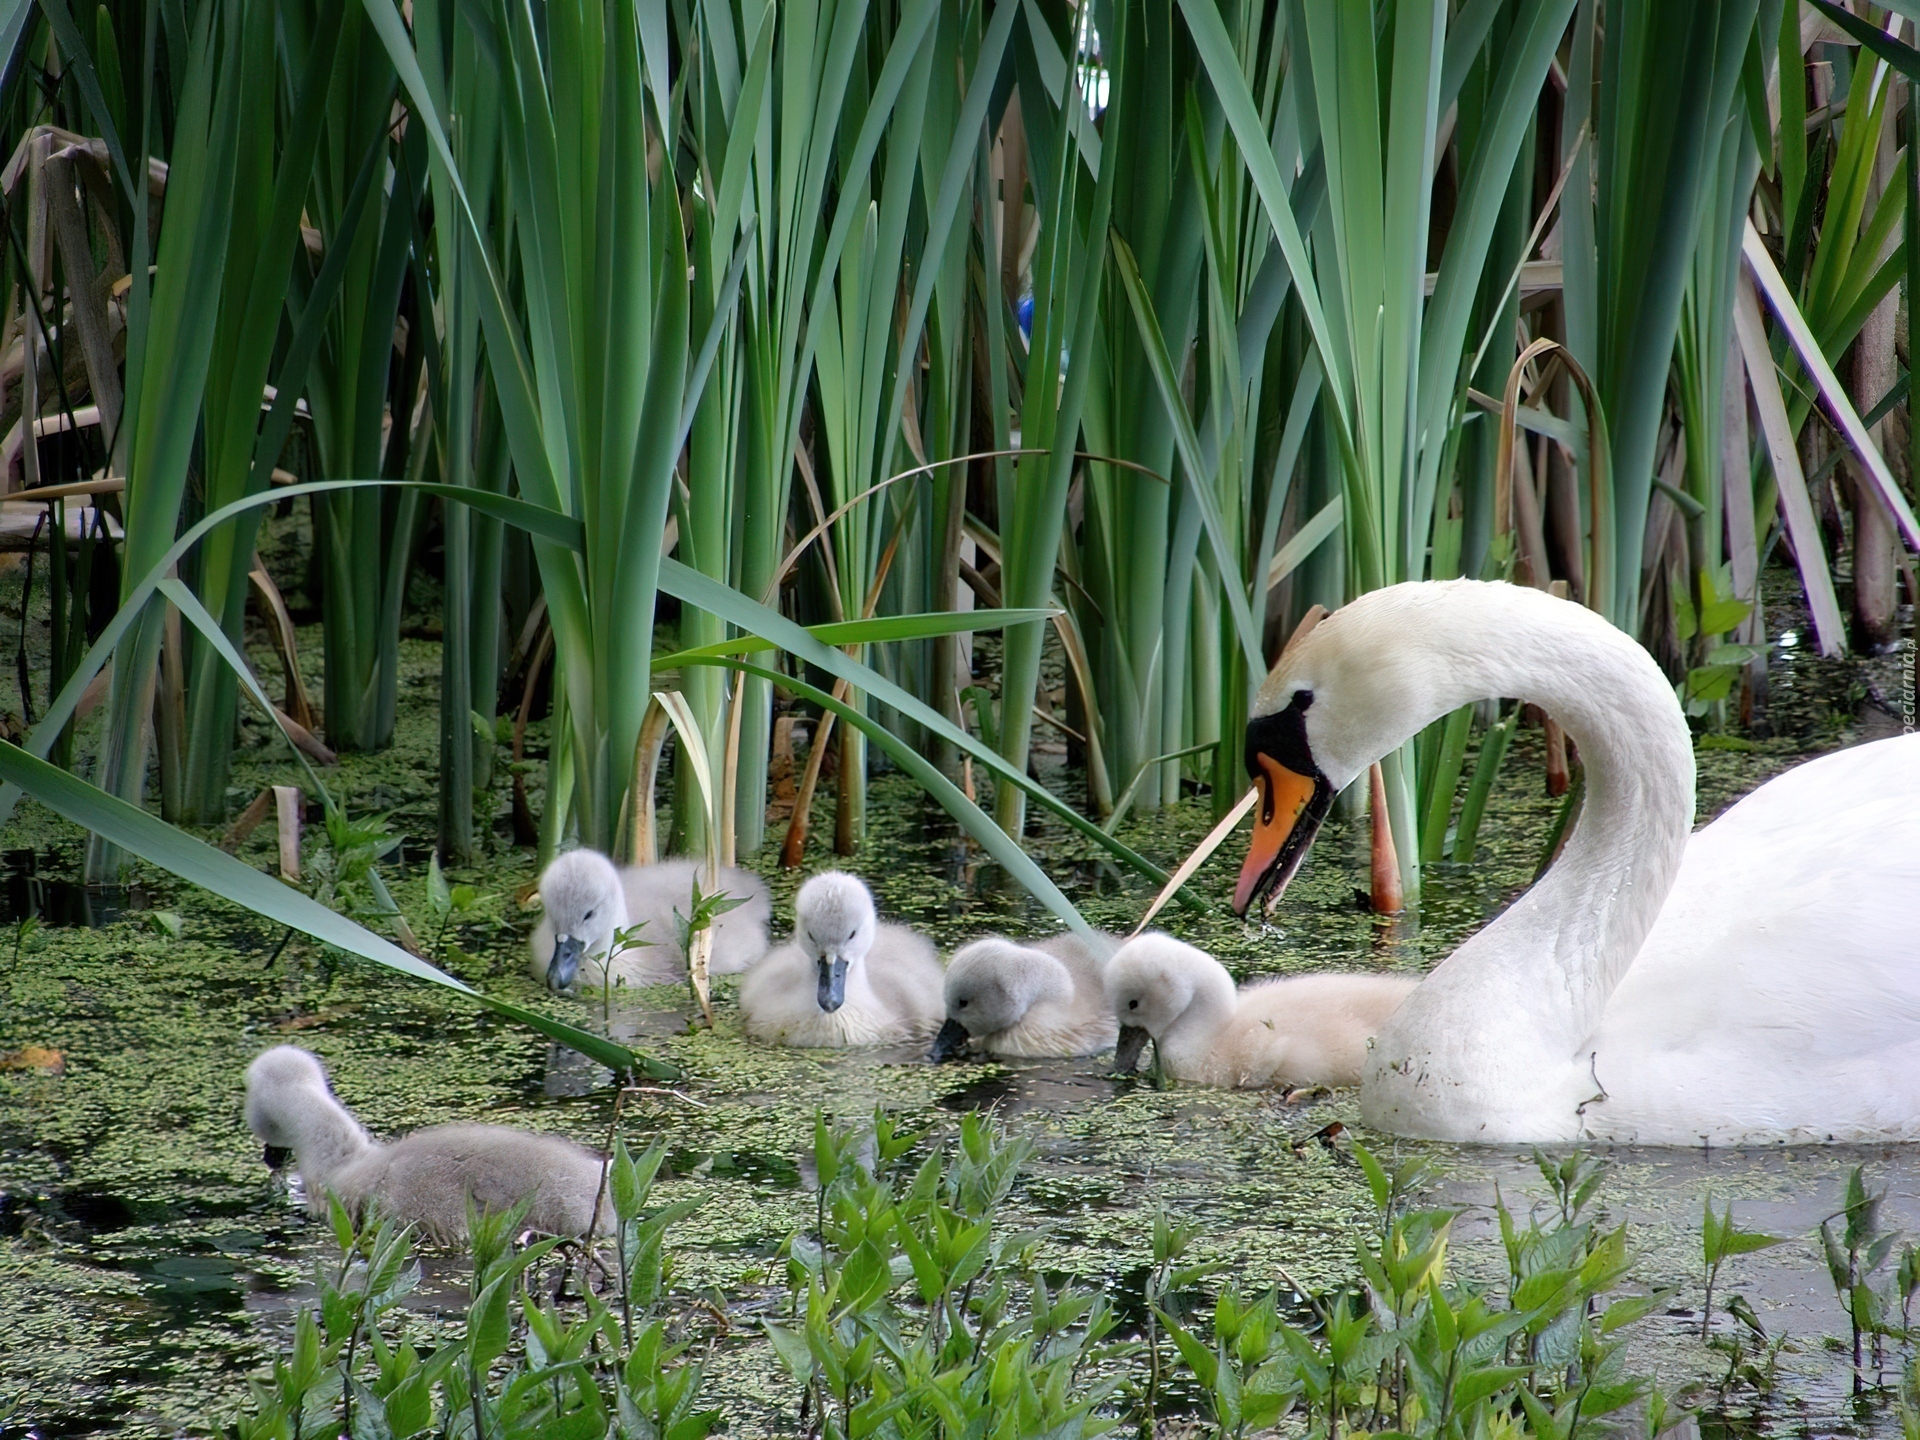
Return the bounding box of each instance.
[1103,932,1417,1089]
[931,932,1118,1061]
[529,851,772,992]
[739,871,944,1047]
[244,1045,608,1241]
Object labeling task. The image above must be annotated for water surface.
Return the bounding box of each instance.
[1,578,1914,1436]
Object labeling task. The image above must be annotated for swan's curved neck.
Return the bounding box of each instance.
[1162,963,1238,1062]
[290,1086,376,1185]
[1018,953,1074,1008]
[1388,593,1695,1059]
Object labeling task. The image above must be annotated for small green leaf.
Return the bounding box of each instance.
[427,851,452,917]
[1351,1139,1391,1212]
[762,1320,813,1383]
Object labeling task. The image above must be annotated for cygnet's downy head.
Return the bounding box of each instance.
[244,1045,333,1169]
[539,850,626,991]
[794,871,877,1014]
[931,939,1071,1062]
[1103,933,1208,1074]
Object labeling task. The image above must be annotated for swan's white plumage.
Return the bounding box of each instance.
[1105,933,1416,1088]
[740,871,944,1047]
[940,933,1118,1058]
[1251,580,1920,1144]
[1582,737,1920,1142]
[529,852,771,989]
[244,1046,608,1240]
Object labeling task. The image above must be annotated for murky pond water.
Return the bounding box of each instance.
[0,575,1915,1437]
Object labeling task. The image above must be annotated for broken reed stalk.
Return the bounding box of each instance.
[221,785,305,883]
[1369,761,1403,915]
[510,625,554,848]
[1129,784,1259,937]
[780,680,845,869]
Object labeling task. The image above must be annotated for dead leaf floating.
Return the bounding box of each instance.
[1,1045,65,1074]
[1292,1120,1344,1154]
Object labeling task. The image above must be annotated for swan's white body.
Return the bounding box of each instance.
[1105,933,1416,1088]
[529,852,771,991]
[1245,581,1920,1144]
[740,872,945,1047]
[244,1046,608,1240]
[936,932,1118,1059]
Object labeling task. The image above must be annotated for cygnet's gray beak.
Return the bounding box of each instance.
[930,1017,971,1063]
[262,1143,293,1170]
[816,954,850,1013]
[1114,1024,1150,1074]
[548,934,585,991]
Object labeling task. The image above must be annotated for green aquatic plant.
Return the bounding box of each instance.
[766,1110,1124,1438]
[1532,1146,1608,1229]
[1160,1283,1298,1440]
[1707,1293,1795,1401]
[1821,1164,1911,1392]
[215,1112,1719,1440]
[1135,1204,1219,1434]
[1,915,42,976]
[225,1141,718,1440]
[1157,1142,1685,1440]
[672,877,750,960]
[675,874,750,1024]
[304,805,406,936]
[592,918,658,1030]
[1699,1194,1785,1339]
[423,850,482,963]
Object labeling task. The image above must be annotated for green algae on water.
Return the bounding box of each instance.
[2,564,1915,1435]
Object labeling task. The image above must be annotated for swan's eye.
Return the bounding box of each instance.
[583,908,596,921]
[957,998,968,1008]
[1128,999,1139,1010]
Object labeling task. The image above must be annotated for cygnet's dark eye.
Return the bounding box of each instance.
[957,998,969,1008]
[584,908,596,921]
[1128,999,1139,1010]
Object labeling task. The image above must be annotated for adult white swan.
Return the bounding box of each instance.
[1233,579,1920,1146]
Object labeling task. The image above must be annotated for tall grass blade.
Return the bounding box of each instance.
[1111,231,1263,672]
[653,610,1060,669]
[0,739,669,1075]
[658,558,1187,901]
[1743,219,1920,550]
[703,658,1097,942]
[650,691,722,1025]
[1267,498,1344,591]
[1733,269,1847,655]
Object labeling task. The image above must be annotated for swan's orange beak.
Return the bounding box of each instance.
[1233,754,1332,916]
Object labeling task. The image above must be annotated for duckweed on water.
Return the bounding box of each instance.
[3,571,1918,1434]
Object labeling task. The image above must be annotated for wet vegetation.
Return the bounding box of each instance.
[0,0,1917,1435]
[213,1118,1742,1440]
[1,561,1916,1436]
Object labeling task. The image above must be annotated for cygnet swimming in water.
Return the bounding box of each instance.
[930,932,1118,1061]
[739,871,944,1047]
[529,851,772,992]
[244,1045,608,1241]
[1103,932,1417,1088]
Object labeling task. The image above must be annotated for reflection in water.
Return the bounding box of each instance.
[935,1067,1121,1119]
[0,847,154,927]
